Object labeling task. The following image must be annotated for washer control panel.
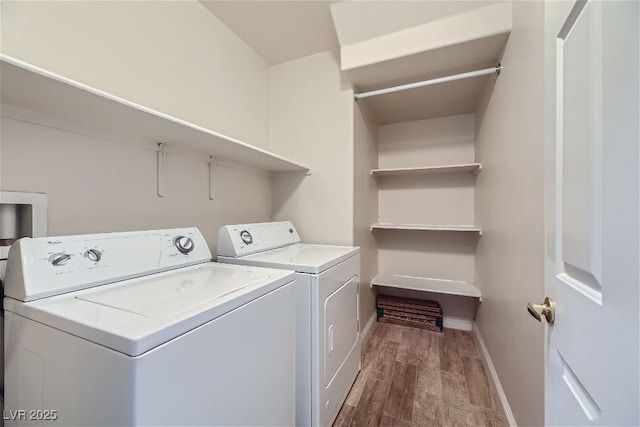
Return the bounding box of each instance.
[4,227,211,302]
[217,221,301,257]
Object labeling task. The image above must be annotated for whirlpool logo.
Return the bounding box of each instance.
[46,241,62,245]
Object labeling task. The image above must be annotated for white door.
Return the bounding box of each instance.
[542,0,639,425]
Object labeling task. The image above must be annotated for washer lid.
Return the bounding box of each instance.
[219,243,360,274]
[4,262,295,357]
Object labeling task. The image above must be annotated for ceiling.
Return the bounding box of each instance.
[200,1,502,66]
[200,1,339,66]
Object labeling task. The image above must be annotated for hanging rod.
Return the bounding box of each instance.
[354,64,502,101]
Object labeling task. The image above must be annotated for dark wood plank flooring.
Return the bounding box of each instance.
[333,322,507,427]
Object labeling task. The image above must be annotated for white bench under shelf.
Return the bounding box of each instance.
[371,273,482,301]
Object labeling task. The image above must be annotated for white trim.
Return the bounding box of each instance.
[360,311,377,349]
[472,325,517,426]
[442,316,473,331]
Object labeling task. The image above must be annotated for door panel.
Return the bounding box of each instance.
[560,0,603,296]
[324,275,358,387]
[546,1,639,425]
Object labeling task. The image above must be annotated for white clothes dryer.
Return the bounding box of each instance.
[4,227,296,427]
[217,221,361,427]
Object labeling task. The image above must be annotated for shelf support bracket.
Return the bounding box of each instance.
[209,156,215,200]
[157,143,168,197]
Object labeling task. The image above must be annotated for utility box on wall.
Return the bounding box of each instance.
[0,191,47,399]
[0,191,48,261]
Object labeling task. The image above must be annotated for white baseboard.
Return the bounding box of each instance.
[360,311,377,348]
[472,325,517,427]
[443,315,473,331]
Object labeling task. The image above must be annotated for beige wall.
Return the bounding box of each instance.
[378,115,475,169]
[377,115,477,284]
[0,0,271,149]
[270,50,354,246]
[353,101,379,326]
[331,1,502,48]
[0,116,271,252]
[375,115,477,324]
[474,1,545,425]
[378,115,476,226]
[0,0,276,250]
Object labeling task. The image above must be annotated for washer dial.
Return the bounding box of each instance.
[49,252,71,267]
[84,249,102,262]
[239,230,253,245]
[174,236,195,254]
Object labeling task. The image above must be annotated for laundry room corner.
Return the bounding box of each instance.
[474,1,546,425]
[0,0,281,249]
[353,99,380,341]
[0,0,272,149]
[270,50,355,247]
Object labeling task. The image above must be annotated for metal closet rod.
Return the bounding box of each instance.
[354,64,502,101]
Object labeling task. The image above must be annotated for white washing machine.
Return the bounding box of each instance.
[217,221,360,427]
[4,227,296,426]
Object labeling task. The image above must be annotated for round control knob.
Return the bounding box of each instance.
[49,252,71,267]
[174,236,195,254]
[84,249,102,262]
[239,230,253,245]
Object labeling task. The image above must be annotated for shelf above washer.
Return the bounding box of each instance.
[370,223,482,235]
[371,273,482,301]
[371,163,481,177]
[0,55,310,173]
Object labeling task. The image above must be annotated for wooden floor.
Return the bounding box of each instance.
[333,322,507,427]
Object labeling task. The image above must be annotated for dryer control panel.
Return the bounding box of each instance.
[217,221,301,257]
[4,227,211,302]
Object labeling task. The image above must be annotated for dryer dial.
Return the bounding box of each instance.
[239,230,253,245]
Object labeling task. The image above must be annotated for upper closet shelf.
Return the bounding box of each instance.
[371,163,481,177]
[340,2,511,124]
[0,56,309,173]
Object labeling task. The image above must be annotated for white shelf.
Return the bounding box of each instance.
[0,55,309,173]
[371,273,482,300]
[370,222,481,235]
[371,163,481,177]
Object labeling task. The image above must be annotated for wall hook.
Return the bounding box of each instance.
[157,143,168,197]
[209,156,215,200]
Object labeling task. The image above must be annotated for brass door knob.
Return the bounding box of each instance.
[527,297,555,324]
